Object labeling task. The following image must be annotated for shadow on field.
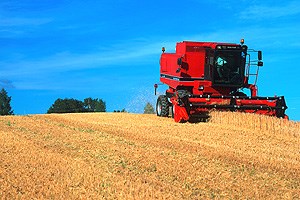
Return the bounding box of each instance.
[188,112,211,123]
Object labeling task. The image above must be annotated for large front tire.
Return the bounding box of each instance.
[156,95,169,117]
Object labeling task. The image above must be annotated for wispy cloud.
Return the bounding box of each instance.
[239,1,300,20]
[0,0,67,12]
[0,16,53,37]
[0,37,172,90]
[1,20,299,88]
[0,38,167,90]
[0,1,299,91]
[0,17,52,27]
[0,79,15,89]
[0,42,160,77]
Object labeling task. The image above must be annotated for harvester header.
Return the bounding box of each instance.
[155,39,288,122]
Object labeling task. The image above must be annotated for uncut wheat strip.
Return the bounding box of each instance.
[210,111,300,136]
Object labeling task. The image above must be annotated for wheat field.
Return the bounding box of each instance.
[0,112,299,199]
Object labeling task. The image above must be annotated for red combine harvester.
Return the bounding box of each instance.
[154,39,288,122]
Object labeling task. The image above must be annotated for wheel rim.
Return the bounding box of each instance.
[157,101,162,116]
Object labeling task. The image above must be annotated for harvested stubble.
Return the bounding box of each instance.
[0,112,299,199]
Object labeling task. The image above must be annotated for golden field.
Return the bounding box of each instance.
[0,112,299,199]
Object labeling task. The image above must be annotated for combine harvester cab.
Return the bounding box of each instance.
[155,39,288,122]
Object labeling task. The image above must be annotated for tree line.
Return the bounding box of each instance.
[47,97,106,113]
[0,88,156,115]
[0,88,13,115]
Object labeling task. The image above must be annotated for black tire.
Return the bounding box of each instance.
[156,95,169,117]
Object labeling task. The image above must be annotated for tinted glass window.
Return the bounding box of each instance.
[214,51,245,85]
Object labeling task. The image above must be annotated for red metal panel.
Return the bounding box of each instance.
[184,51,205,78]
[160,53,181,77]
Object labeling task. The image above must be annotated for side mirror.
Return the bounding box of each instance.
[154,84,158,95]
[177,57,182,66]
[258,51,262,60]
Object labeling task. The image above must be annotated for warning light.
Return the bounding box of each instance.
[240,39,245,45]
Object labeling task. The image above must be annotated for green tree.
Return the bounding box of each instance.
[143,102,155,114]
[0,88,13,115]
[121,108,127,113]
[83,97,106,112]
[47,98,85,113]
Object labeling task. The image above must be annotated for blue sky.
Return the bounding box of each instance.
[0,0,300,120]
